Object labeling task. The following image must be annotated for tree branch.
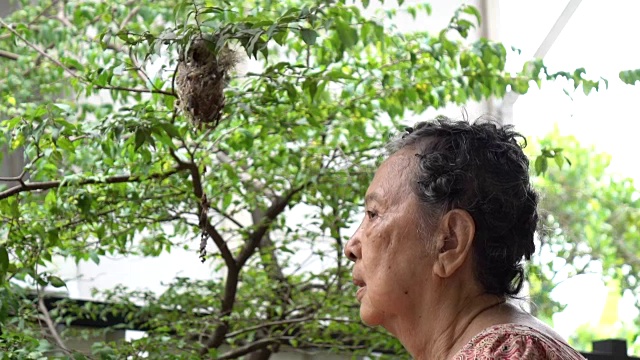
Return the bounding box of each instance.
[119,6,141,32]
[0,169,26,183]
[55,0,73,28]
[203,220,236,271]
[95,84,176,97]
[197,159,313,355]
[210,205,244,229]
[180,147,242,355]
[0,18,81,80]
[200,179,315,354]
[0,167,185,200]
[38,297,72,355]
[170,149,236,268]
[252,206,294,317]
[225,316,314,340]
[0,49,19,61]
[236,183,308,268]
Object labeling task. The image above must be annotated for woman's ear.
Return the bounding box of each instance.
[432,209,475,278]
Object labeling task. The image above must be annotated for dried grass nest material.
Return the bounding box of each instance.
[175,37,240,128]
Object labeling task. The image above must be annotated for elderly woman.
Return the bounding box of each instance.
[344,118,585,359]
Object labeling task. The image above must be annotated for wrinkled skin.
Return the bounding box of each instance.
[345,149,436,327]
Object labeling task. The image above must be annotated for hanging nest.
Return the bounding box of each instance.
[175,36,240,129]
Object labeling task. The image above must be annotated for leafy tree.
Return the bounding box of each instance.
[526,130,640,355]
[0,0,603,358]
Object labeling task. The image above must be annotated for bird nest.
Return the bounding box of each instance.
[175,37,240,129]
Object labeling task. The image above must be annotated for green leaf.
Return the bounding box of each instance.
[56,137,75,152]
[303,78,318,101]
[583,80,597,95]
[273,29,289,46]
[410,52,417,66]
[534,155,548,175]
[512,78,530,94]
[239,129,254,149]
[116,31,132,43]
[44,190,57,209]
[53,103,72,113]
[407,7,417,20]
[90,252,100,265]
[460,5,482,26]
[554,153,564,169]
[0,246,8,273]
[300,28,318,46]
[336,21,358,48]
[619,69,640,85]
[161,123,180,138]
[283,83,298,101]
[61,57,85,72]
[134,128,147,150]
[48,276,66,288]
[222,193,232,210]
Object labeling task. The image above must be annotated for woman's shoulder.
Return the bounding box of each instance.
[452,323,587,360]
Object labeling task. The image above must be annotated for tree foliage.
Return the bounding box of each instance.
[527,130,640,355]
[0,0,605,358]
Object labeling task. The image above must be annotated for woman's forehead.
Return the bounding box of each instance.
[367,151,416,202]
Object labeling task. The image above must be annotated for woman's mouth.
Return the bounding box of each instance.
[356,285,366,302]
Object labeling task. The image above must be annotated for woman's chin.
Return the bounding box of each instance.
[359,305,385,326]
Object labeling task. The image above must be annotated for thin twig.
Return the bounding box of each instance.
[126,45,160,92]
[55,0,73,28]
[225,316,314,339]
[210,205,244,228]
[119,6,141,32]
[95,84,176,97]
[34,0,62,24]
[0,18,81,79]
[38,297,72,354]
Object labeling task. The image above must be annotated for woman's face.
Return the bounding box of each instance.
[345,150,437,327]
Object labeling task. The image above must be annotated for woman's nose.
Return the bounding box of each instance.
[344,233,361,262]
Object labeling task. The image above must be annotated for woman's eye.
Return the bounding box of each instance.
[366,211,378,220]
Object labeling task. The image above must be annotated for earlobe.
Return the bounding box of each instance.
[432,209,475,278]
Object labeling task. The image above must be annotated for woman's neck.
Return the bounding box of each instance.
[388,292,511,360]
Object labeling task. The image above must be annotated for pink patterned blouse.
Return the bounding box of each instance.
[453,324,586,359]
